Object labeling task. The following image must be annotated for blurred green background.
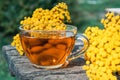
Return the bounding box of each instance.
[0,0,120,80]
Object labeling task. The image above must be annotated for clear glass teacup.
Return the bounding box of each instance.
[19,24,89,69]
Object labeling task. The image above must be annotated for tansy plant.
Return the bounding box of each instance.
[83,12,120,80]
[11,2,71,55]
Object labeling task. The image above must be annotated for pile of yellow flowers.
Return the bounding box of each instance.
[83,12,120,80]
[11,2,71,55]
[20,2,71,30]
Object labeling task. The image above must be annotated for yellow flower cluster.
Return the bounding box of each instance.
[11,2,71,55]
[11,34,24,55]
[83,12,120,80]
[20,2,71,30]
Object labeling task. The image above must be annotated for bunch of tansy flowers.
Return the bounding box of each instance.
[83,12,120,80]
[11,2,71,55]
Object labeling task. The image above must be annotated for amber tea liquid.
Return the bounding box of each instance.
[20,32,75,67]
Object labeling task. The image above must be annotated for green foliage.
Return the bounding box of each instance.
[0,35,15,80]
[0,0,56,36]
[68,0,120,32]
[0,55,15,80]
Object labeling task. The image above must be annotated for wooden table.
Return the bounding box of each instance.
[105,8,120,14]
[2,45,88,80]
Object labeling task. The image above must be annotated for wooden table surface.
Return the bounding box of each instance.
[2,45,88,80]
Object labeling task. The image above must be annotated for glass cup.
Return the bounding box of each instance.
[19,24,89,69]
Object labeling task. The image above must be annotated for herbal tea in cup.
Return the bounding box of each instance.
[19,25,89,69]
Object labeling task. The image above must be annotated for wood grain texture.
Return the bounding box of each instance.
[2,45,88,80]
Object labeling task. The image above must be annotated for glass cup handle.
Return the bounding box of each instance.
[68,33,89,61]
